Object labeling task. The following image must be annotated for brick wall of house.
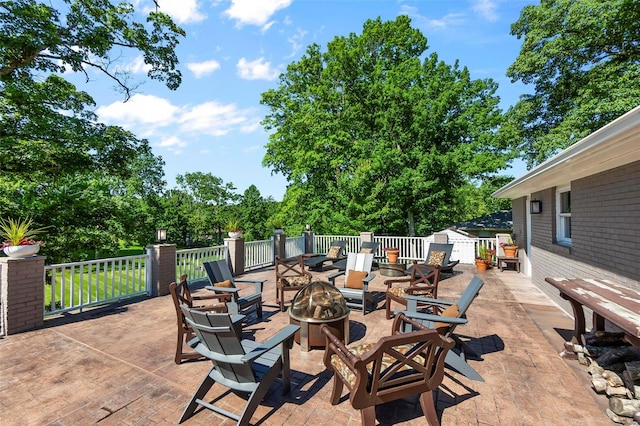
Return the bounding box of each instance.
[529,160,640,327]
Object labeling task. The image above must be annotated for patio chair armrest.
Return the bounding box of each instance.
[327,270,346,283]
[205,286,241,293]
[403,294,455,306]
[384,276,412,288]
[320,324,359,372]
[235,279,266,293]
[400,310,468,326]
[363,273,376,283]
[193,293,229,301]
[241,325,299,363]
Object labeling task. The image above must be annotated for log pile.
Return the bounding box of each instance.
[565,331,640,425]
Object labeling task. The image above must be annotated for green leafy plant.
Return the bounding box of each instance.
[225,218,242,232]
[0,217,49,248]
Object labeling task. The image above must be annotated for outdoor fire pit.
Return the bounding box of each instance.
[288,281,350,351]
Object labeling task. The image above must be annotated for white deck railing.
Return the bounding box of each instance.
[44,254,149,316]
[285,235,305,257]
[176,245,226,282]
[244,239,273,270]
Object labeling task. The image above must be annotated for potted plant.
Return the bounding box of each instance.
[384,247,400,264]
[501,236,518,257]
[0,217,48,258]
[475,246,491,271]
[225,218,243,238]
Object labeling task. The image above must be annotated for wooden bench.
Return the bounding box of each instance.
[545,277,640,346]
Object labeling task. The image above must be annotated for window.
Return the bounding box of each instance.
[557,187,571,244]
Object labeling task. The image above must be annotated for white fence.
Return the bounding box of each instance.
[244,239,274,270]
[44,254,149,316]
[285,235,305,257]
[176,245,226,281]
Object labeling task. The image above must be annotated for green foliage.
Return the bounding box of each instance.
[261,16,510,236]
[0,0,182,262]
[0,216,49,245]
[507,0,640,167]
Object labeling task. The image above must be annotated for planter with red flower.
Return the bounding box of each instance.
[0,217,48,258]
[500,236,518,257]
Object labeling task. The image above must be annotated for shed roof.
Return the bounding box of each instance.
[493,105,640,199]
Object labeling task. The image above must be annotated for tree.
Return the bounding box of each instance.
[175,172,238,245]
[0,0,184,261]
[238,185,275,241]
[261,16,510,236]
[507,0,640,167]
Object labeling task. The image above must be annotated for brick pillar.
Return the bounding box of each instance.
[360,232,374,243]
[274,233,287,259]
[303,231,314,254]
[146,244,176,297]
[0,256,45,335]
[225,237,245,276]
[434,232,449,244]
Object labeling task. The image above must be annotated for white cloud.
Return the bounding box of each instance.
[399,5,465,30]
[96,94,179,127]
[153,0,206,24]
[472,0,499,22]
[286,28,308,58]
[123,56,152,74]
[223,0,292,28]
[179,101,255,136]
[237,57,280,80]
[243,145,262,153]
[186,59,221,78]
[157,136,187,154]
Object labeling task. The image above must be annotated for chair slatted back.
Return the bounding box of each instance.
[344,253,374,280]
[204,260,237,288]
[359,241,380,256]
[181,307,256,384]
[275,255,309,280]
[425,243,454,266]
[328,240,347,258]
[455,275,485,321]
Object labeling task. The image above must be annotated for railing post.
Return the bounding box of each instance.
[225,237,245,276]
[146,244,176,297]
[0,255,46,335]
[360,232,374,243]
[274,232,286,260]
[303,231,314,254]
[433,232,449,244]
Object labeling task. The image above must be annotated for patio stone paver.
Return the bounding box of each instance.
[0,264,614,425]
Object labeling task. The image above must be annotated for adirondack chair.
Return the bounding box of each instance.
[401,275,486,382]
[407,243,459,275]
[179,306,299,425]
[327,252,378,314]
[304,240,347,271]
[332,241,380,270]
[384,262,441,320]
[169,274,229,364]
[203,260,265,319]
[321,313,455,426]
[275,255,313,312]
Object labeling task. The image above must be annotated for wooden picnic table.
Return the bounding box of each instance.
[545,277,640,346]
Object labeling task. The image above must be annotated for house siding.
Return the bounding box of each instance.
[530,160,640,328]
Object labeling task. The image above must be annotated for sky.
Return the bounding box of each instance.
[71,0,536,200]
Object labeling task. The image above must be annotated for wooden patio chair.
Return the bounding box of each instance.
[401,275,486,382]
[327,252,379,315]
[275,255,313,312]
[203,259,265,320]
[304,240,348,271]
[178,306,299,425]
[384,262,441,320]
[169,274,229,364]
[321,313,454,426]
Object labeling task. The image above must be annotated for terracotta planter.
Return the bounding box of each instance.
[475,259,488,271]
[385,249,399,264]
[503,245,518,257]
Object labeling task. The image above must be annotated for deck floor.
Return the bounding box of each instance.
[0,264,613,425]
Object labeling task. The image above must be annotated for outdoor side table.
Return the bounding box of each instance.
[378,261,408,277]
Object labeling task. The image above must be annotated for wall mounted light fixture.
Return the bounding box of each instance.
[530,200,542,214]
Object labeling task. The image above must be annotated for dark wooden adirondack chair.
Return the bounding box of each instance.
[304,240,347,271]
[401,275,486,382]
[275,255,313,312]
[178,307,299,425]
[321,313,454,426]
[169,274,229,364]
[203,259,265,319]
[384,262,441,320]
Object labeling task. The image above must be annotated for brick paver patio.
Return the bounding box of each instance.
[0,264,612,425]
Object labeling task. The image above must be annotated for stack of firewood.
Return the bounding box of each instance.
[563,331,640,425]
